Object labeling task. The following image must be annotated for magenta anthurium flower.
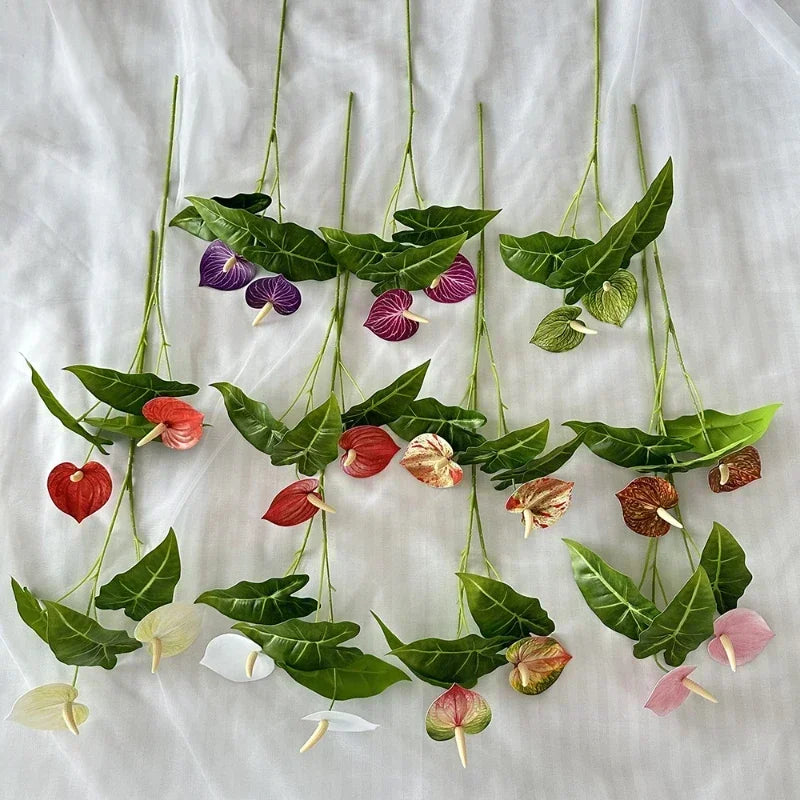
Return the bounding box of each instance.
[199,240,257,290]
[364,289,429,341]
[245,275,302,326]
[644,666,718,716]
[707,608,774,672]
[424,254,477,303]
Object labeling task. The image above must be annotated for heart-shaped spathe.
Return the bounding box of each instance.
[424,254,477,303]
[364,289,428,342]
[339,426,400,478]
[47,461,112,523]
[400,433,463,488]
[199,240,257,290]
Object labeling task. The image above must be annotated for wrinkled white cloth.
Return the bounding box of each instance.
[2,1,799,798]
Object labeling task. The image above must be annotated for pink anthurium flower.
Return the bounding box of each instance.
[644,666,718,716]
[364,289,429,341]
[137,397,204,450]
[424,254,477,303]
[400,433,463,488]
[245,274,302,326]
[708,446,761,493]
[707,608,774,671]
[505,477,574,539]
[615,476,682,537]
[262,478,335,526]
[47,461,112,523]
[507,635,572,695]
[199,240,257,290]
[339,426,400,478]
[425,684,491,768]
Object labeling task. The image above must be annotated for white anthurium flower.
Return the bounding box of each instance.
[199,633,276,682]
[299,710,379,753]
[7,683,89,735]
[134,602,202,673]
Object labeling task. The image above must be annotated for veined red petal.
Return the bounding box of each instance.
[708,446,761,493]
[615,476,679,537]
[141,397,204,450]
[400,433,463,488]
[424,254,477,303]
[338,426,400,478]
[47,461,112,523]
[263,479,322,526]
[364,290,420,342]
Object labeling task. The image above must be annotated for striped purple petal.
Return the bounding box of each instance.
[199,240,257,291]
[424,254,477,303]
[245,274,301,315]
[364,289,424,342]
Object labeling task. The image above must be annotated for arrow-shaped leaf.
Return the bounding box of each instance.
[211,382,287,455]
[392,206,499,246]
[270,394,342,475]
[699,523,752,614]
[459,421,550,472]
[499,232,592,285]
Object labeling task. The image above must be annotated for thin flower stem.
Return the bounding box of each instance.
[286,518,315,576]
[638,538,655,590]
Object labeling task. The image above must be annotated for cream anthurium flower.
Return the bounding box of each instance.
[8,683,89,735]
[134,602,201,673]
[299,710,378,753]
[199,633,276,682]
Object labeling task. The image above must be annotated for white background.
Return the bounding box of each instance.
[2,1,799,798]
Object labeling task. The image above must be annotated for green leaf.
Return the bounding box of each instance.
[85,415,152,439]
[634,437,751,474]
[622,158,673,266]
[26,360,112,454]
[368,234,468,295]
[546,204,638,303]
[64,365,199,415]
[564,420,691,469]
[270,394,341,475]
[44,601,141,669]
[491,433,585,491]
[663,404,781,455]
[699,523,752,614]
[320,228,407,279]
[342,360,430,428]
[531,306,587,352]
[456,573,554,639]
[233,619,360,670]
[633,568,716,666]
[195,574,318,624]
[499,232,592,284]
[11,578,48,642]
[582,270,638,327]
[392,206,500,246]
[563,539,659,640]
[186,196,269,252]
[283,653,410,700]
[458,421,550,473]
[210,382,287,455]
[389,397,486,452]
[170,193,271,241]
[94,529,181,620]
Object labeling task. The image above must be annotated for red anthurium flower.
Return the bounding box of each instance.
[137,397,204,450]
[644,666,718,716]
[506,477,574,539]
[364,289,429,342]
[339,426,400,478]
[47,461,112,523]
[263,478,335,526]
[707,608,774,671]
[708,446,761,493]
[425,684,491,768]
[424,254,477,304]
[400,433,463,488]
[615,476,681,537]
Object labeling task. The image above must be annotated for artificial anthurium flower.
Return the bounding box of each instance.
[644,666,717,716]
[506,635,572,694]
[245,274,302,327]
[134,602,202,673]
[200,633,275,682]
[708,446,761,493]
[615,476,682,537]
[299,710,378,753]
[400,433,463,488]
[707,608,774,672]
[425,684,491,768]
[199,240,257,290]
[262,478,335,526]
[47,461,112,523]
[424,254,477,303]
[7,683,89,735]
[364,289,429,341]
[339,426,400,478]
[137,397,204,450]
[505,477,574,538]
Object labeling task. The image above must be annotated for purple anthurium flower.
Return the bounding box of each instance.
[424,254,477,303]
[245,275,302,326]
[364,289,429,342]
[644,666,718,716]
[199,240,257,291]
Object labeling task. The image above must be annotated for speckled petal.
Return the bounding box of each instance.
[199,240,257,290]
[364,290,419,341]
[339,426,400,478]
[400,433,463,488]
[644,666,696,716]
[245,275,302,315]
[424,254,477,303]
[708,446,762,493]
[708,608,774,667]
[615,476,679,537]
[505,477,574,529]
[425,684,491,740]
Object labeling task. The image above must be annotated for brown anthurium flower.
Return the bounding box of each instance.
[506,635,572,695]
[708,446,761,493]
[615,476,682,536]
